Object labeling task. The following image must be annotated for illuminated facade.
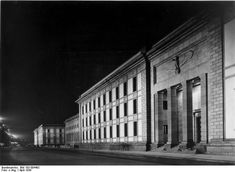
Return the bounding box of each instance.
[64,114,80,147]
[33,124,65,147]
[73,6,235,153]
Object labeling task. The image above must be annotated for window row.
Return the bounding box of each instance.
[82,99,137,127]
[82,121,138,141]
[81,76,138,115]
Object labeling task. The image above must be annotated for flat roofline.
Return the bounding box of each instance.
[75,51,143,103]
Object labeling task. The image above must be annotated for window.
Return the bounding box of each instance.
[86,131,88,140]
[116,125,120,137]
[89,116,91,126]
[83,132,85,140]
[153,66,157,84]
[116,87,119,99]
[98,97,100,108]
[109,91,112,102]
[86,118,88,126]
[124,82,127,96]
[104,127,106,139]
[89,102,91,112]
[86,104,88,113]
[110,126,112,138]
[133,99,137,114]
[82,106,84,114]
[103,111,106,122]
[133,77,137,92]
[124,103,128,116]
[109,108,112,120]
[124,123,128,137]
[163,125,168,134]
[116,106,119,118]
[98,113,101,123]
[99,128,101,139]
[103,94,106,105]
[82,119,84,127]
[93,100,96,110]
[90,130,92,140]
[163,101,168,110]
[94,129,96,139]
[134,121,137,136]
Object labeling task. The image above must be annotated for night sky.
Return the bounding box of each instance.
[1,1,226,142]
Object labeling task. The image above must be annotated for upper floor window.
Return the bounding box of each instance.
[117,125,120,137]
[116,106,119,118]
[109,91,112,103]
[103,111,106,122]
[124,103,128,116]
[110,126,113,138]
[103,94,106,105]
[89,102,91,112]
[133,77,137,92]
[163,101,168,110]
[133,99,137,114]
[124,123,128,137]
[98,97,101,108]
[86,104,88,113]
[98,113,101,123]
[116,87,119,99]
[124,82,127,96]
[109,108,112,120]
[153,66,157,84]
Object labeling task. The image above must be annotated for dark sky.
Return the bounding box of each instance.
[1,1,226,142]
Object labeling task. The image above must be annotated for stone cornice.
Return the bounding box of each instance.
[64,114,79,123]
[75,51,145,103]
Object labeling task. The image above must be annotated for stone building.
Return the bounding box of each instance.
[33,124,65,147]
[148,8,235,153]
[74,6,235,153]
[75,52,151,151]
[64,114,80,147]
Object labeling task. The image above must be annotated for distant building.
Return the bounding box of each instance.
[64,114,80,147]
[71,5,235,154]
[33,124,65,147]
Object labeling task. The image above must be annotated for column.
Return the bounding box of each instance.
[181,80,193,148]
[166,87,178,146]
[154,92,164,146]
[200,73,208,144]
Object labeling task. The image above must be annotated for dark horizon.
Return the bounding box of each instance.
[1,1,228,142]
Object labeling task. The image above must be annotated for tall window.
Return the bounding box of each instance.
[89,102,91,112]
[153,66,157,84]
[104,127,106,139]
[133,99,137,114]
[103,94,106,105]
[124,123,128,137]
[98,97,100,108]
[86,104,88,113]
[82,106,84,114]
[99,128,101,139]
[116,125,120,137]
[110,126,112,138]
[124,103,128,116]
[116,87,119,99]
[116,106,119,118]
[109,108,112,120]
[133,77,137,92]
[89,116,91,126]
[163,125,168,134]
[134,121,137,136]
[90,130,92,140]
[163,101,168,110]
[124,82,127,96]
[86,117,88,126]
[82,119,84,127]
[83,132,85,140]
[86,131,88,140]
[93,100,96,110]
[98,113,101,123]
[103,111,106,122]
[94,129,96,139]
[109,91,112,103]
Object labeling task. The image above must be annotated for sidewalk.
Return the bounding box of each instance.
[81,149,235,164]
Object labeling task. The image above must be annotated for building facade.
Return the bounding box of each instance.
[33,124,65,147]
[76,52,151,151]
[64,114,80,147]
[74,6,235,153]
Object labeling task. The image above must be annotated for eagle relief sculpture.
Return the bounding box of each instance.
[172,50,194,74]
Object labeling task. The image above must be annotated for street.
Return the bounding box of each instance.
[1,147,234,165]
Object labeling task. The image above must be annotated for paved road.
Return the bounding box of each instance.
[0,147,232,165]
